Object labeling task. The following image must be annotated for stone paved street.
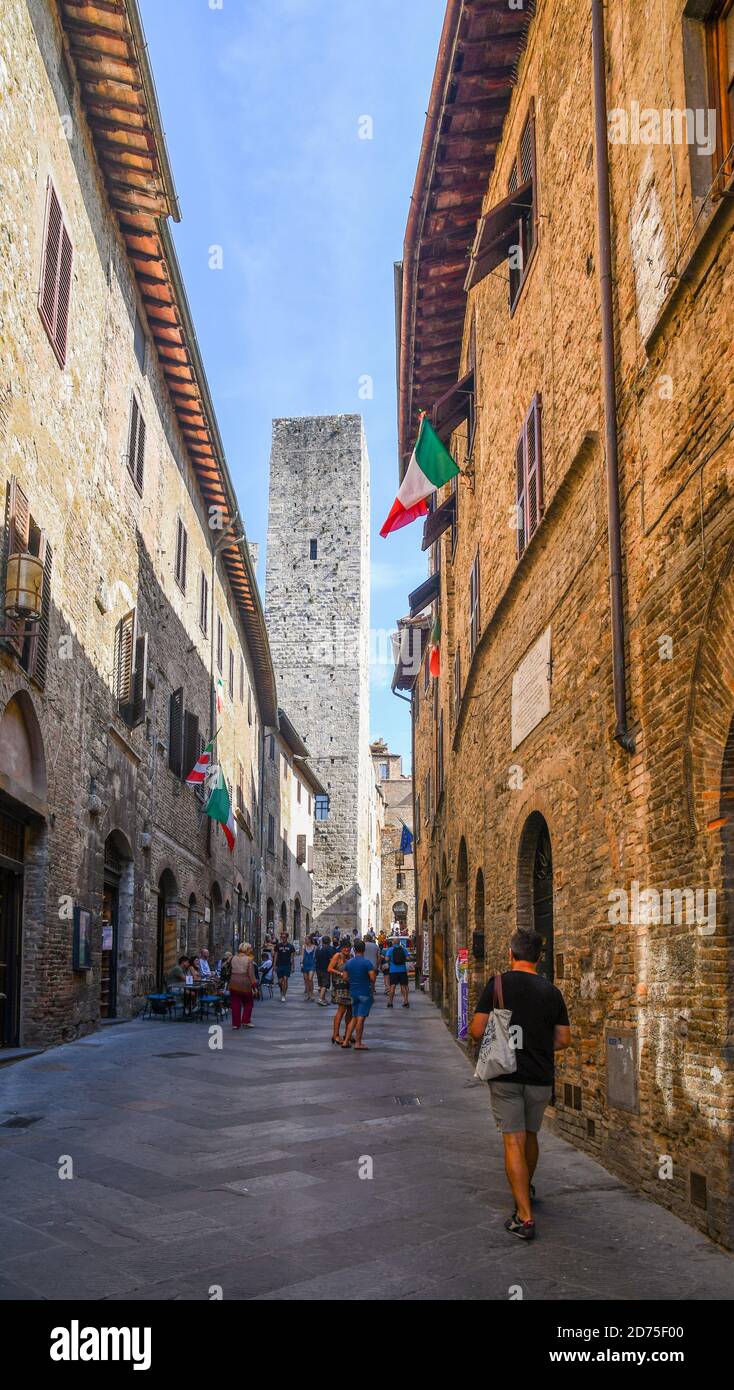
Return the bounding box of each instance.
[1,983,733,1302]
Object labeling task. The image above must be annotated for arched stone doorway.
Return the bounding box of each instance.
[293,894,302,941]
[456,837,469,949]
[0,691,48,1047]
[101,829,133,1019]
[517,811,554,981]
[210,881,223,955]
[156,869,178,989]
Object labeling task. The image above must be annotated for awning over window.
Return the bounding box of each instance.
[421,493,456,551]
[432,370,474,443]
[408,571,440,616]
[464,179,533,291]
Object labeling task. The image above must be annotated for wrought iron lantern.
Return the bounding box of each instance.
[4,551,44,623]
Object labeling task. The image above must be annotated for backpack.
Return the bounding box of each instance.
[391,945,406,966]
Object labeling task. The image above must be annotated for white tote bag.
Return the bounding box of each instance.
[474,972,516,1081]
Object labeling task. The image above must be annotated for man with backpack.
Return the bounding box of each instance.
[386,939,410,1008]
[469,928,571,1242]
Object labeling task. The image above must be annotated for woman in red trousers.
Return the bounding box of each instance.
[229,944,257,1029]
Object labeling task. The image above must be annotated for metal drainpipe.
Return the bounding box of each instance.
[591,0,635,753]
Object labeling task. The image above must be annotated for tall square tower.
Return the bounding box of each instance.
[265,415,373,937]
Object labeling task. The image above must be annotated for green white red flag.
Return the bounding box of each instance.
[204,765,236,851]
[429,614,441,678]
[185,740,213,786]
[380,415,459,537]
[216,677,224,715]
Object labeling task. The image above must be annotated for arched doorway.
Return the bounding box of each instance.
[210,881,223,955]
[101,830,133,1019]
[721,715,734,933]
[266,897,275,937]
[456,838,468,948]
[293,894,302,941]
[0,692,48,1047]
[280,901,287,933]
[392,899,408,929]
[517,812,554,981]
[156,870,178,989]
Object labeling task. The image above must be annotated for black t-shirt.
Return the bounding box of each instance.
[276,943,295,970]
[314,945,335,972]
[476,971,569,1086]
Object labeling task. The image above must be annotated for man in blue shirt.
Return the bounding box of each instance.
[342,941,376,1050]
[386,940,410,1009]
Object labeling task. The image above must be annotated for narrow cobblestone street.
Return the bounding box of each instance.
[1,984,733,1303]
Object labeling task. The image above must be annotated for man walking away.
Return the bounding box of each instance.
[469,928,570,1242]
[342,941,376,1050]
[386,940,410,1008]
[275,932,296,1001]
[363,933,380,972]
[315,935,335,1006]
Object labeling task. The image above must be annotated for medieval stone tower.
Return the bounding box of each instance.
[265,415,373,938]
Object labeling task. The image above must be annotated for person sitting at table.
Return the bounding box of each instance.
[167,956,190,989]
[259,949,274,990]
[218,951,233,985]
[198,947,213,980]
[189,956,203,982]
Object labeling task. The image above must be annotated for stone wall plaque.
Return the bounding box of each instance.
[606,1029,639,1113]
[511,625,552,750]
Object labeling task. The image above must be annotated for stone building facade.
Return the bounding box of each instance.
[0,0,279,1049]
[265,415,376,938]
[261,708,322,944]
[394,0,734,1246]
[371,738,415,937]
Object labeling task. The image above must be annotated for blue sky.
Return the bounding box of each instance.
[139,0,446,769]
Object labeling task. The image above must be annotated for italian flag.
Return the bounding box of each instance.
[429,614,441,678]
[380,416,459,537]
[205,766,236,851]
[185,740,213,786]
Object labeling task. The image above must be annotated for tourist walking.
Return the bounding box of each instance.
[386,939,410,1007]
[469,928,571,1242]
[229,944,258,1030]
[342,941,376,1050]
[328,939,353,1045]
[315,935,336,1006]
[302,935,316,1000]
[275,932,296,1001]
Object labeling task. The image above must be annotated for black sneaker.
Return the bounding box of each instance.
[504,1214,536,1241]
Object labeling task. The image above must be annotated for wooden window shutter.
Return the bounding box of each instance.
[516,394,543,558]
[515,433,527,558]
[2,478,31,655]
[129,631,148,728]
[127,396,145,490]
[39,182,73,367]
[431,370,475,443]
[114,609,137,716]
[525,394,543,540]
[183,708,199,781]
[175,518,187,591]
[169,686,184,776]
[464,181,533,290]
[297,833,307,865]
[28,534,53,688]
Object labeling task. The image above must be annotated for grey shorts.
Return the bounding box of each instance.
[489,1080,552,1134]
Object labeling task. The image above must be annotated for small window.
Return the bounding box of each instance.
[297,778,302,804]
[174,517,187,592]
[127,394,145,492]
[267,813,275,853]
[296,833,307,865]
[228,647,234,700]
[469,551,481,655]
[515,395,544,559]
[379,762,388,781]
[239,655,244,703]
[134,310,146,374]
[315,794,330,821]
[310,539,318,560]
[38,180,73,367]
[282,832,288,866]
[269,734,276,761]
[216,614,223,673]
[248,684,252,726]
[199,570,209,635]
[114,608,147,729]
[168,686,184,776]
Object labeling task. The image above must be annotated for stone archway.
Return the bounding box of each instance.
[517,811,554,982]
[156,869,178,989]
[0,691,49,1047]
[102,829,133,1019]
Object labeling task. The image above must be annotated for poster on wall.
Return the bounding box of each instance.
[72,906,92,971]
[456,948,469,1040]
